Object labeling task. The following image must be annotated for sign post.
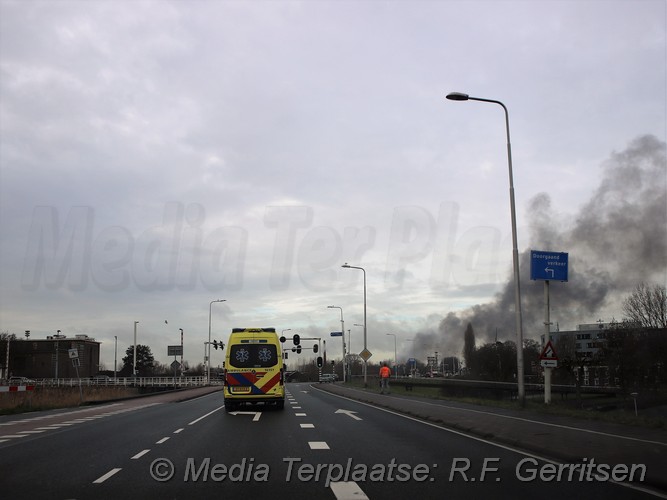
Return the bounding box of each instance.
[168,346,183,384]
[330,332,345,383]
[540,340,559,404]
[68,348,83,403]
[531,250,568,405]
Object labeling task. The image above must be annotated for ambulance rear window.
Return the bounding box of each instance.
[229,344,278,368]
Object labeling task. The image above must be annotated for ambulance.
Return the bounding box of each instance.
[223,327,285,411]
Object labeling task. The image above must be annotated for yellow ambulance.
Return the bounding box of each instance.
[223,327,285,411]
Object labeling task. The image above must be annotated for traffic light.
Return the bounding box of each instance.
[293,334,300,346]
[317,356,323,368]
[297,345,302,354]
[212,340,218,350]
[313,343,318,353]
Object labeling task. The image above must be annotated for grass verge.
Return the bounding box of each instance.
[345,381,667,430]
[0,386,140,415]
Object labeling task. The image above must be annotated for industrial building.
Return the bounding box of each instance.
[1,334,101,380]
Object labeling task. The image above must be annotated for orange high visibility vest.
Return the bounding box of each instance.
[380,366,391,378]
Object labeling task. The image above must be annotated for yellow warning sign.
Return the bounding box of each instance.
[359,349,373,362]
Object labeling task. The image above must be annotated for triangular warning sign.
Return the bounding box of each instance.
[539,340,558,361]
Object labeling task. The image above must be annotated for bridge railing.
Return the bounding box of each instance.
[27,376,215,388]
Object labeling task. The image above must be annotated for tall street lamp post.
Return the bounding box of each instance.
[281,329,291,364]
[342,263,368,386]
[386,333,397,378]
[446,91,525,403]
[133,322,139,377]
[179,328,184,376]
[208,299,226,384]
[405,338,415,376]
[327,305,346,383]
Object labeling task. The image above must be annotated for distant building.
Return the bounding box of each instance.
[4,334,101,379]
[540,322,612,360]
[539,323,612,386]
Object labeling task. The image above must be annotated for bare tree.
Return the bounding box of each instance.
[622,283,667,329]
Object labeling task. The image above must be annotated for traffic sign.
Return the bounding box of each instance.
[539,340,558,360]
[330,332,343,337]
[540,341,558,368]
[359,349,373,362]
[530,250,568,282]
[167,345,183,356]
[68,348,79,359]
[540,359,558,368]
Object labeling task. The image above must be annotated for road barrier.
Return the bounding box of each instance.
[0,385,35,392]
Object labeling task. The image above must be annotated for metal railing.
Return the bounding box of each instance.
[15,376,218,388]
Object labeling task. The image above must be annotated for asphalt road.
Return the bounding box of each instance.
[0,383,662,499]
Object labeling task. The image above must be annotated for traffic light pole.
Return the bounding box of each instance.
[204,340,224,382]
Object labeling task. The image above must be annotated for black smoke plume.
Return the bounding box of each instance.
[410,135,666,361]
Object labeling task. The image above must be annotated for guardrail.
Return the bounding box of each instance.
[3,376,217,388]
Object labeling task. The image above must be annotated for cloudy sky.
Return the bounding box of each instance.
[1,0,665,371]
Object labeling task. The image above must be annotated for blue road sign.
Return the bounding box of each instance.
[330,331,343,337]
[530,250,568,282]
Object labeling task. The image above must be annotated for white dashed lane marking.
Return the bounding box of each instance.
[93,468,122,484]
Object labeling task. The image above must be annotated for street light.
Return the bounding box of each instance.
[328,305,346,383]
[386,333,397,378]
[179,328,184,376]
[133,322,139,377]
[342,263,368,386]
[353,323,364,354]
[281,329,291,362]
[405,339,415,376]
[114,335,117,382]
[446,91,525,403]
[208,299,226,384]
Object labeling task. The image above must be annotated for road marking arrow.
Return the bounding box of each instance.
[229,411,262,421]
[335,409,362,421]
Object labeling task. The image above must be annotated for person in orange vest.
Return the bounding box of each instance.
[379,362,391,394]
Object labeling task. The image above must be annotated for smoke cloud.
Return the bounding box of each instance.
[410,135,666,361]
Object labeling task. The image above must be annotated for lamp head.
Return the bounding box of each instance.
[446,92,469,101]
[341,263,350,268]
